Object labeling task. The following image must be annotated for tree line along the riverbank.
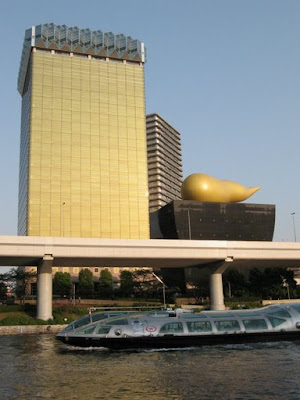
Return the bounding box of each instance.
[1,266,300,316]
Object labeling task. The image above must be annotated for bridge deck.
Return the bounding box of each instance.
[0,236,300,268]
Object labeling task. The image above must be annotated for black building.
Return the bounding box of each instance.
[151,200,275,241]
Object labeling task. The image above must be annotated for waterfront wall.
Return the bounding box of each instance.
[13,299,161,306]
[262,299,300,306]
[0,324,67,336]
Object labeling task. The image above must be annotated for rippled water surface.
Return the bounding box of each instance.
[0,335,299,399]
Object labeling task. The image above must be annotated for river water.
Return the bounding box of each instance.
[0,335,299,400]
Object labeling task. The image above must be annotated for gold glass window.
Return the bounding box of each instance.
[24,52,149,239]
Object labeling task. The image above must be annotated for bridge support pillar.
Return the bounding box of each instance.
[37,255,53,320]
[209,259,233,311]
[210,272,226,310]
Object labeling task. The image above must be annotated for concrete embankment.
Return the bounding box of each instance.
[262,299,300,306]
[0,324,67,336]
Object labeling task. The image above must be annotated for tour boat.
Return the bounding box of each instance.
[56,303,300,350]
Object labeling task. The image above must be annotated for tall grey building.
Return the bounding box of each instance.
[146,113,183,212]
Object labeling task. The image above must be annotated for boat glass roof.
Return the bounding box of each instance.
[73,315,91,329]
[207,314,238,318]
[242,319,268,330]
[91,312,126,323]
[105,318,129,325]
[264,308,291,319]
[290,304,300,314]
[75,325,96,335]
[267,316,286,328]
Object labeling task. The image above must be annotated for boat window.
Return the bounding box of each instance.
[265,308,291,319]
[214,320,240,332]
[187,321,212,333]
[73,315,92,329]
[159,322,184,334]
[235,313,261,318]
[91,313,109,323]
[242,319,268,330]
[206,313,233,318]
[96,325,111,335]
[91,312,126,323]
[290,305,300,314]
[106,318,129,326]
[182,314,208,319]
[267,316,286,328]
[62,323,75,332]
[75,325,96,335]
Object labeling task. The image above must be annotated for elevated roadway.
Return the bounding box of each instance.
[1,235,300,319]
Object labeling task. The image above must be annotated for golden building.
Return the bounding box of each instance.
[18,23,149,240]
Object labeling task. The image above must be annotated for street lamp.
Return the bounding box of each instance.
[282,278,290,300]
[291,212,297,242]
[187,208,192,240]
[152,272,166,309]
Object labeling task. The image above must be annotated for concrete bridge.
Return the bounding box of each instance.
[1,235,300,320]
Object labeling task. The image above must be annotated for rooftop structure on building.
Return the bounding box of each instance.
[18,23,146,95]
[146,113,183,213]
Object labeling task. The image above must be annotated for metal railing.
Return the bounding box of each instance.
[88,305,166,314]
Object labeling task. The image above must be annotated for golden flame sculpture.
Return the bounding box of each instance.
[181,173,260,203]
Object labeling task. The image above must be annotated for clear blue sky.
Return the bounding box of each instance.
[0,0,299,249]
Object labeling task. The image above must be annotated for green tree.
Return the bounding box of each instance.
[119,270,135,297]
[223,269,249,298]
[77,268,94,298]
[7,268,36,304]
[186,269,210,303]
[98,269,113,298]
[53,272,72,297]
[133,269,160,299]
[248,267,296,299]
[160,268,186,294]
[186,279,210,304]
[0,273,8,298]
[0,281,7,298]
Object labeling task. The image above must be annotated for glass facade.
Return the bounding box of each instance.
[18,25,149,240]
[18,63,31,235]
